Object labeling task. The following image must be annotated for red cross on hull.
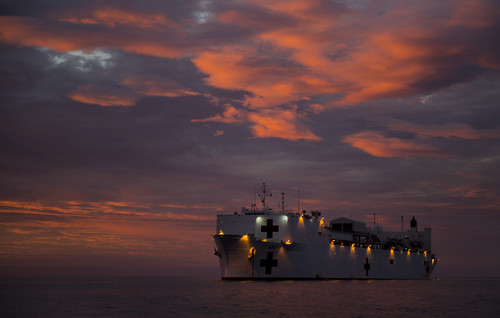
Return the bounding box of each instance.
[261,219,279,238]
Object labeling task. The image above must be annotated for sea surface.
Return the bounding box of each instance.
[1,277,499,317]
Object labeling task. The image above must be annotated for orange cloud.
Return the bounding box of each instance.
[342,131,451,158]
[121,76,199,98]
[0,200,215,220]
[192,46,333,140]
[201,0,500,113]
[69,77,200,107]
[58,17,99,25]
[0,16,85,52]
[58,8,175,29]
[248,108,322,141]
[191,104,246,124]
[92,8,175,29]
[0,200,216,263]
[193,48,315,108]
[1,1,499,141]
[68,84,138,107]
[342,118,500,158]
[0,15,184,58]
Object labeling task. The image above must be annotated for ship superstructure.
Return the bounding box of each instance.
[214,183,438,280]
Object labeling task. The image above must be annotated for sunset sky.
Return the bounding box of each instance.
[1,0,499,277]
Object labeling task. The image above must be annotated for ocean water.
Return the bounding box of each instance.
[1,277,499,317]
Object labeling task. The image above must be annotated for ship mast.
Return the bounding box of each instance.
[259,182,271,210]
[281,192,285,213]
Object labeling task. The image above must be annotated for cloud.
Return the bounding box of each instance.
[68,84,138,106]
[342,131,452,158]
[0,14,185,58]
[446,0,500,29]
[385,120,500,140]
[192,47,313,109]
[0,199,216,275]
[0,200,216,221]
[191,104,246,124]
[68,75,201,107]
[448,171,483,179]
[1,1,500,140]
[44,49,113,71]
[441,185,498,200]
[191,0,500,139]
[343,117,500,158]
[192,103,322,141]
[121,76,199,98]
[76,8,176,29]
[248,108,322,141]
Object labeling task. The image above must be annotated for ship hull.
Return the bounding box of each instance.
[214,234,437,280]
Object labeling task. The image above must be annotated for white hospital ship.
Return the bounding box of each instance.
[214,183,438,279]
